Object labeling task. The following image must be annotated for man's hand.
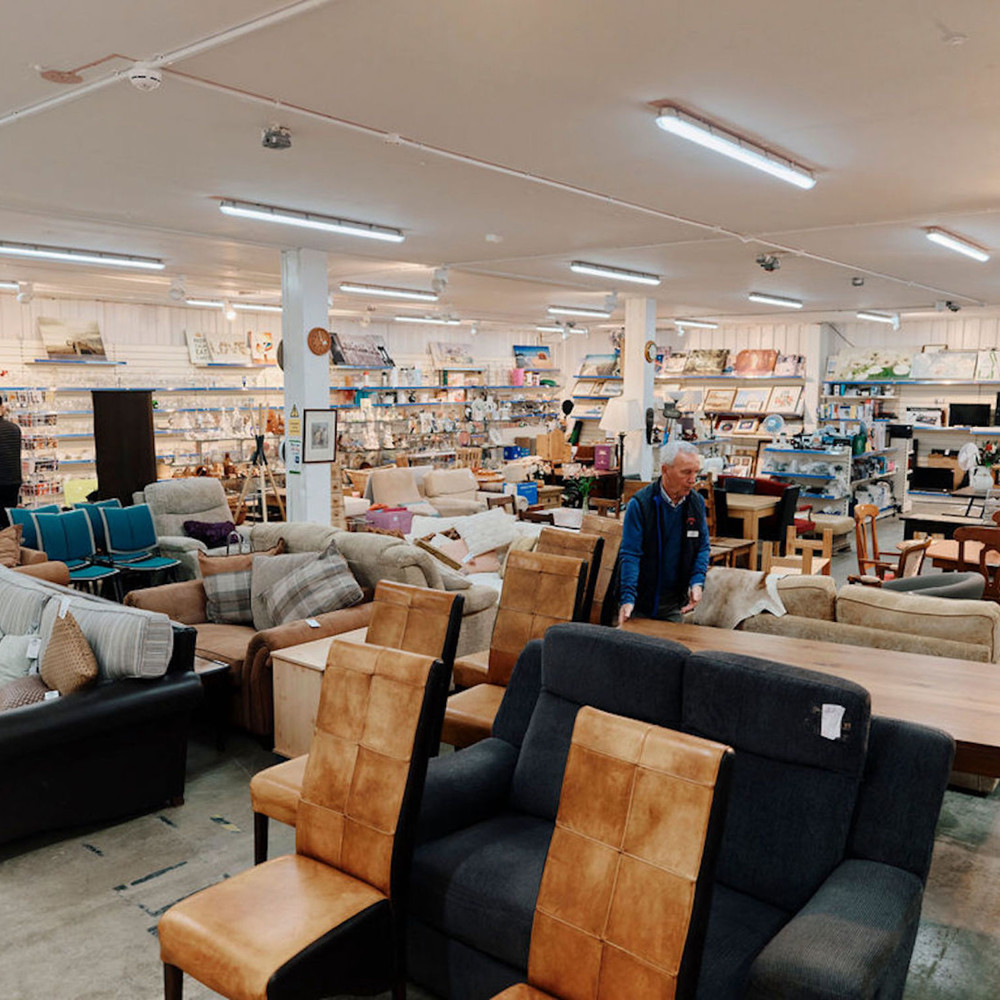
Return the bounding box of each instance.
[680,584,703,614]
[618,603,634,627]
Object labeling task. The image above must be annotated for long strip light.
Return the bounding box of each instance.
[925,227,990,263]
[747,291,803,309]
[856,310,900,329]
[536,324,589,334]
[339,281,438,301]
[393,315,461,326]
[186,298,224,308]
[653,105,816,190]
[219,199,405,243]
[233,302,283,313]
[569,261,661,286]
[675,318,719,329]
[548,304,612,318]
[0,241,164,270]
[0,280,19,291]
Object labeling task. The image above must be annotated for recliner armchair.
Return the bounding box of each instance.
[408,623,953,1000]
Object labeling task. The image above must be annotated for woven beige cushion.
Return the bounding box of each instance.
[0,522,23,568]
[0,675,49,711]
[40,611,99,695]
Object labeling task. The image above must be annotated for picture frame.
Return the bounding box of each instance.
[303,408,338,463]
[732,348,777,377]
[733,418,760,435]
[513,344,555,370]
[714,417,737,435]
[733,387,771,412]
[766,385,803,413]
[683,348,728,375]
[703,387,737,412]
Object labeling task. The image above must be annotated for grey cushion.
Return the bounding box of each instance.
[258,541,363,626]
[0,568,50,635]
[0,635,35,685]
[203,568,254,626]
[251,552,318,631]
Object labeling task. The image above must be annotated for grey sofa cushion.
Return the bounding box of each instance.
[250,552,319,630]
[0,568,50,634]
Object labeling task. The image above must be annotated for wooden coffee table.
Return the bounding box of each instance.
[622,619,1000,777]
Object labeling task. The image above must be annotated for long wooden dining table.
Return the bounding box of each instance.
[722,493,778,567]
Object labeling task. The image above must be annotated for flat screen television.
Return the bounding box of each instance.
[948,402,991,427]
[910,466,955,492]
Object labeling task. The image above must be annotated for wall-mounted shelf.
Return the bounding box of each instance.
[30,358,126,366]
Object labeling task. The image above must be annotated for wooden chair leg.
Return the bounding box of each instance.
[253,812,269,865]
[164,963,182,1000]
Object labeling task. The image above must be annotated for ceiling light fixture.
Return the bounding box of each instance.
[856,310,900,329]
[548,304,612,318]
[569,261,661,286]
[219,199,404,243]
[0,241,165,270]
[747,291,803,309]
[674,318,719,329]
[924,227,990,262]
[0,280,19,291]
[232,302,283,313]
[185,298,224,308]
[339,281,438,302]
[393,315,461,326]
[536,324,588,335]
[653,105,816,190]
[223,301,237,321]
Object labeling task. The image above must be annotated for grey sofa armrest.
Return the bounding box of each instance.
[157,535,208,552]
[415,738,519,844]
[746,859,925,1000]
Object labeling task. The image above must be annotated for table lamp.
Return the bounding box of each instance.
[600,397,646,502]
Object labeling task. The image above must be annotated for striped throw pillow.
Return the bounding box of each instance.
[259,541,363,627]
[204,568,254,625]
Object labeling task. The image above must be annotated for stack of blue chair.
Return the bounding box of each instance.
[72,498,122,553]
[31,510,121,597]
[6,504,60,550]
[99,503,180,586]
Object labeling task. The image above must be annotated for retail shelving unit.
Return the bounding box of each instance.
[7,388,63,506]
[758,445,852,515]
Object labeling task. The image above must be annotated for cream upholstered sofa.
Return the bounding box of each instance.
[368,466,498,517]
[125,520,498,736]
[738,575,1000,663]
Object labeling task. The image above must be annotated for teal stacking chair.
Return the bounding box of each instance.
[72,498,122,553]
[31,510,121,597]
[6,504,60,551]
[99,503,180,585]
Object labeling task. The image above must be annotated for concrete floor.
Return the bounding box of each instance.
[2,516,996,999]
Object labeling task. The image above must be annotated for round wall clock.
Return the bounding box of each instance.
[307,326,331,356]
[644,340,657,363]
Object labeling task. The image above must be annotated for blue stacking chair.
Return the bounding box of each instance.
[99,503,180,584]
[31,510,121,597]
[72,498,122,553]
[6,504,60,551]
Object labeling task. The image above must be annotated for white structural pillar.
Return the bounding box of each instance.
[281,248,331,523]
[622,296,657,480]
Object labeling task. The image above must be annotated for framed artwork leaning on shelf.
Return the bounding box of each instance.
[766,385,802,413]
[703,388,737,411]
[733,418,760,435]
[303,409,338,463]
[733,387,771,412]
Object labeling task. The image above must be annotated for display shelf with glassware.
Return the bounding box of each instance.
[6,388,63,506]
[758,446,852,515]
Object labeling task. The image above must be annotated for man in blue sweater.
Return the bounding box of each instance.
[618,440,710,625]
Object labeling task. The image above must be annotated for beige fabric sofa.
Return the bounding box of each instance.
[739,575,1000,663]
[369,466,496,517]
[125,521,498,736]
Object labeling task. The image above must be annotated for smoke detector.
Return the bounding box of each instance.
[168,276,187,301]
[128,63,162,92]
[262,124,292,150]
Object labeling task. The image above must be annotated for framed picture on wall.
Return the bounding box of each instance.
[703,388,737,412]
[303,409,338,463]
[766,385,803,413]
[732,387,770,412]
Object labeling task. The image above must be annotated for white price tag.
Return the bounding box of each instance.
[305,618,321,629]
[59,596,72,619]
[821,704,846,741]
[43,690,60,702]
[26,636,42,660]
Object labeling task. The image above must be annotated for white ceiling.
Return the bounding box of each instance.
[3,0,1000,329]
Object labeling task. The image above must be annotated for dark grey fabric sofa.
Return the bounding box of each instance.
[408,623,954,1000]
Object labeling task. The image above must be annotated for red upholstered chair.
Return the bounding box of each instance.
[489,707,733,1000]
[159,638,449,1000]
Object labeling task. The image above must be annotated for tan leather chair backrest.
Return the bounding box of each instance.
[487,549,586,686]
[535,527,603,623]
[296,638,439,895]
[367,579,462,668]
[526,707,731,1000]
[580,514,623,624]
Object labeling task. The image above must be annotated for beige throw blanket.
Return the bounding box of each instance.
[685,567,786,630]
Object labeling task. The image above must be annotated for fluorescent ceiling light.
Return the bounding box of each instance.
[0,280,19,291]
[0,241,165,270]
[339,281,438,301]
[548,304,612,318]
[393,315,461,326]
[925,227,990,262]
[219,199,404,243]
[185,298,224,308]
[675,318,719,329]
[569,261,661,286]
[537,324,588,334]
[232,302,283,313]
[856,310,900,329]
[653,105,816,190]
[747,291,803,309]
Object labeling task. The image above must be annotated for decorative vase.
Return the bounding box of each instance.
[971,465,994,492]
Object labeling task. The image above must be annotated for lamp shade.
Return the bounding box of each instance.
[600,397,646,436]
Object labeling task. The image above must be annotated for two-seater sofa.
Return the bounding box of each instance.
[0,566,202,846]
[125,520,498,736]
[409,623,953,1000]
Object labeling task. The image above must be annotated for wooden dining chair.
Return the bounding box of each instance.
[697,478,754,568]
[763,527,834,576]
[853,503,898,579]
[954,526,1000,602]
[456,446,483,469]
[849,533,931,586]
[519,506,555,525]
[486,494,515,515]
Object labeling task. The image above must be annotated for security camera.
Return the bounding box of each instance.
[261,124,292,150]
[947,300,961,312]
[756,254,781,272]
[128,63,162,91]
[851,276,865,287]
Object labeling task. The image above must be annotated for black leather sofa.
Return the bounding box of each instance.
[0,623,202,847]
[409,623,954,1000]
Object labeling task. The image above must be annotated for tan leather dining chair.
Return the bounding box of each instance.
[442,550,587,748]
[580,512,623,624]
[249,580,462,863]
[159,638,449,1000]
[489,707,733,1000]
[534,526,604,623]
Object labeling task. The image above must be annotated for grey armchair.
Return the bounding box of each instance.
[882,571,985,600]
[408,623,954,1000]
[143,479,251,579]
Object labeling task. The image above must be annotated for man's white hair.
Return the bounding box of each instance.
[661,440,701,467]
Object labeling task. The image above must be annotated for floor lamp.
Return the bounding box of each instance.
[600,397,646,505]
